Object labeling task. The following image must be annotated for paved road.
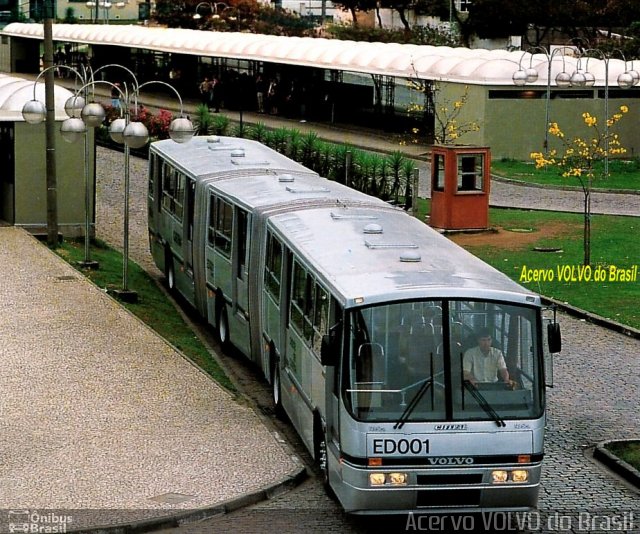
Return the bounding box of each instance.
[96,146,640,533]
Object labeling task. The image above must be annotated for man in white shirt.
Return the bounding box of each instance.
[463,329,510,385]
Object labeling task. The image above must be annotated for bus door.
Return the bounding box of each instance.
[324,298,343,469]
[231,206,251,355]
[204,192,232,318]
[183,178,196,277]
[262,229,284,370]
[160,162,194,302]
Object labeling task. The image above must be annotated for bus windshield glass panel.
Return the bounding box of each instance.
[344,300,542,423]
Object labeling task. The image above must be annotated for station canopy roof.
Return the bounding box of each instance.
[0,73,75,121]
[1,23,629,87]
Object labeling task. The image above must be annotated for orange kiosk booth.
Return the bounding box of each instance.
[429,145,491,230]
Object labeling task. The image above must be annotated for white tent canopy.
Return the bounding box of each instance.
[1,23,629,87]
[0,73,75,121]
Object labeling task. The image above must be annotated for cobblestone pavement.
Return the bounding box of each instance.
[96,146,639,532]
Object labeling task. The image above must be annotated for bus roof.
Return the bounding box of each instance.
[151,136,317,179]
[268,206,538,308]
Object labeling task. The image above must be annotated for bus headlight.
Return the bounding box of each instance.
[491,470,509,483]
[369,473,386,486]
[511,470,529,483]
[388,472,407,485]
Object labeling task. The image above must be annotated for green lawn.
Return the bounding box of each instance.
[55,239,236,393]
[605,441,640,471]
[413,198,639,331]
[492,158,640,191]
[457,208,639,330]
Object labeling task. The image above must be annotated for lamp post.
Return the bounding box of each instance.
[193,2,228,20]
[43,0,57,247]
[513,45,638,175]
[63,64,194,302]
[23,64,194,300]
[193,1,214,19]
[512,46,578,152]
[86,1,112,23]
[22,64,101,269]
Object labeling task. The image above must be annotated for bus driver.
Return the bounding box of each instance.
[462,328,511,386]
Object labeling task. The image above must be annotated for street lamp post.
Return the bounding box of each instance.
[65,64,194,301]
[43,0,57,247]
[193,1,228,20]
[86,1,112,23]
[22,64,194,301]
[513,45,638,175]
[23,64,100,269]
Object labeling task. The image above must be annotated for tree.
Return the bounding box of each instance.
[531,106,629,266]
[330,0,376,26]
[466,0,530,40]
[403,75,480,146]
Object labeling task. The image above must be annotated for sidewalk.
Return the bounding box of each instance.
[0,227,304,533]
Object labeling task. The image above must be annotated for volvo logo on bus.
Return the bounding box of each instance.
[427,456,474,465]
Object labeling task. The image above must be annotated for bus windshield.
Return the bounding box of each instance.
[344,300,543,424]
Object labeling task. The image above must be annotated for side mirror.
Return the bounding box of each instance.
[547,322,562,354]
[321,334,337,366]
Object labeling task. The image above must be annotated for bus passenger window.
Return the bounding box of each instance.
[312,285,329,355]
[207,195,215,246]
[161,164,176,212]
[237,209,248,280]
[264,232,283,304]
[290,260,314,344]
[214,198,233,257]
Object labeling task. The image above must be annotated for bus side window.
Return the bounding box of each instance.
[161,163,174,212]
[290,259,314,345]
[207,193,215,246]
[290,260,306,334]
[264,231,283,304]
[312,284,329,356]
[236,208,248,280]
[214,197,233,257]
[186,178,195,241]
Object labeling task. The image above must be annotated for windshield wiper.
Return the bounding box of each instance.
[394,378,432,430]
[463,380,506,428]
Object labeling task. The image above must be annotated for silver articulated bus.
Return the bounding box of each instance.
[148,136,561,515]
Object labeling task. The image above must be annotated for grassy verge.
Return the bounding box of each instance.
[462,209,639,330]
[605,441,640,471]
[491,158,640,191]
[414,198,639,331]
[55,239,236,393]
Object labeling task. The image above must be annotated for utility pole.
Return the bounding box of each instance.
[43,0,58,246]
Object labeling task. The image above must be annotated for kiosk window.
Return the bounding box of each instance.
[457,154,484,192]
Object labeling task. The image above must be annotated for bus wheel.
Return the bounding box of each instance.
[271,352,285,419]
[216,302,230,350]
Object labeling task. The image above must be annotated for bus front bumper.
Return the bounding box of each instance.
[332,459,541,515]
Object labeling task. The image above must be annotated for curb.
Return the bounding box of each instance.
[541,296,640,340]
[72,467,308,534]
[490,173,640,196]
[593,440,640,490]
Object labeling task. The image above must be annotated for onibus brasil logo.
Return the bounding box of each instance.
[7,510,73,533]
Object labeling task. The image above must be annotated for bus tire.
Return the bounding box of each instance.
[164,250,176,292]
[270,350,285,419]
[216,301,230,350]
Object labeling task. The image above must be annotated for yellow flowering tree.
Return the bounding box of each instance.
[531,105,629,266]
[404,78,480,145]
